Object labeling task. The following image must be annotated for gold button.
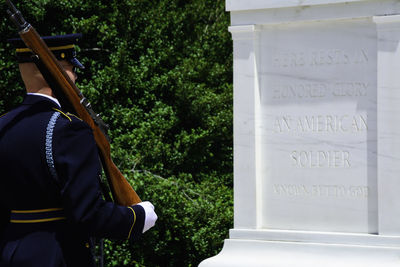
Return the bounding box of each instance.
[61,53,65,59]
[85,242,90,248]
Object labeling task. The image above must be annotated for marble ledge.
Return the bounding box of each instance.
[228,0,400,26]
[230,229,400,247]
[226,0,371,11]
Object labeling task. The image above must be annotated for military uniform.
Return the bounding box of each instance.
[0,94,145,266]
[0,35,149,266]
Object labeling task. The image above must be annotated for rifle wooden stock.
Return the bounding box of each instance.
[18,26,141,206]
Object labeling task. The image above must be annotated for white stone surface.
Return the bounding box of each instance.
[226,0,372,11]
[231,25,260,229]
[258,17,378,233]
[374,15,400,235]
[200,238,400,267]
[200,1,400,266]
[229,0,400,25]
[229,229,400,247]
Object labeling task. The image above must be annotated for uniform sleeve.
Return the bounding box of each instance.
[52,116,144,241]
[0,203,9,237]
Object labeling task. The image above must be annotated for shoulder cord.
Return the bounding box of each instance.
[45,111,61,183]
[45,111,105,267]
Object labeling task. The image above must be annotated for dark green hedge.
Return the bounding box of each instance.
[1,0,232,266]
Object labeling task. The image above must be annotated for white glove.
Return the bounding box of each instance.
[137,201,158,233]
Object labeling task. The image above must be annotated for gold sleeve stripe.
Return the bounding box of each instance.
[0,112,8,118]
[10,217,66,223]
[127,206,137,239]
[52,108,72,121]
[16,44,75,53]
[11,208,63,213]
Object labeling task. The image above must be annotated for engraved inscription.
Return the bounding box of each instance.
[273,114,368,133]
[273,49,369,68]
[273,184,369,198]
[272,82,368,99]
[290,150,351,168]
[259,20,378,233]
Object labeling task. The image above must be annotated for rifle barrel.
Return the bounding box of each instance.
[6,0,30,31]
[4,0,142,206]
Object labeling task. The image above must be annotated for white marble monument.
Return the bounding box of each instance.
[200,0,400,266]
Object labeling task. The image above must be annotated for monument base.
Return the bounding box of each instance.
[199,229,400,267]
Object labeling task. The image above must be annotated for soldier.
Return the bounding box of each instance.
[0,34,157,266]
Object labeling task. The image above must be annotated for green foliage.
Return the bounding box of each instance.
[0,0,232,266]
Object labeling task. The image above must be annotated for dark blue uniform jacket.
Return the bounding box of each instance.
[0,94,145,266]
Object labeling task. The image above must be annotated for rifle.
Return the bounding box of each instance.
[5,0,141,206]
